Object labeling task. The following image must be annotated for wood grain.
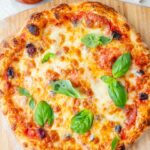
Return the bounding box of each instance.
[0,0,150,150]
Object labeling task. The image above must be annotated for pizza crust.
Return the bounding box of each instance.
[0,2,150,150]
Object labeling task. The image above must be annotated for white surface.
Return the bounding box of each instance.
[122,0,150,7]
[0,0,49,20]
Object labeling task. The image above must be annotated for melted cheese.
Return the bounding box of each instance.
[14,19,128,149]
[2,4,147,150]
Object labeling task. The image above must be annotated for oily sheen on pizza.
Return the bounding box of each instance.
[0,1,150,150]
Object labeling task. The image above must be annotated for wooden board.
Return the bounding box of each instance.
[0,0,150,150]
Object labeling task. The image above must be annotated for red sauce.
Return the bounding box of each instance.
[85,12,111,28]
[120,129,126,140]
[17,0,43,4]
[125,105,137,129]
[134,52,149,67]
[94,47,121,71]
[25,128,36,138]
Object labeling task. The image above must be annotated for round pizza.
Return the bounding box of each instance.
[0,1,150,150]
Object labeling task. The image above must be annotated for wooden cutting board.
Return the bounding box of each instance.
[0,0,150,150]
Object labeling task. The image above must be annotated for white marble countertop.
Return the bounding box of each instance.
[0,0,49,20]
[0,0,150,21]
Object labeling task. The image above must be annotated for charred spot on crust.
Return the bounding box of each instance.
[38,128,46,139]
[52,3,71,12]
[139,93,149,100]
[27,24,40,36]
[7,67,15,78]
[53,4,71,20]
[112,30,122,40]
[31,12,43,20]
[26,43,37,57]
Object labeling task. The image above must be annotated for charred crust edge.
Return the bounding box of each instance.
[52,3,71,12]
[30,12,44,20]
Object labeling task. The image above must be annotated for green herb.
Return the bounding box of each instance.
[51,80,81,98]
[111,136,120,150]
[99,36,112,45]
[41,52,56,63]
[29,97,35,110]
[71,109,94,134]
[18,87,35,109]
[108,80,127,108]
[18,87,31,97]
[112,53,131,78]
[101,75,115,84]
[34,101,54,127]
[81,33,100,48]
[101,76,127,108]
[81,33,111,48]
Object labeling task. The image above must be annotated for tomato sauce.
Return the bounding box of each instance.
[125,105,137,129]
[17,0,43,4]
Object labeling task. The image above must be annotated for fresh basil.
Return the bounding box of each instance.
[18,87,35,109]
[81,33,100,48]
[112,53,131,78]
[41,52,56,63]
[81,33,111,48]
[108,80,127,108]
[34,101,54,127]
[18,87,31,97]
[29,97,35,110]
[99,36,112,45]
[101,75,115,84]
[101,76,127,108]
[71,109,94,134]
[111,136,120,150]
[51,80,81,98]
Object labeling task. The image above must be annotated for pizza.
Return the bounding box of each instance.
[0,1,149,150]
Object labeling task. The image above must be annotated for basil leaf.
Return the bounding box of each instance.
[71,109,94,134]
[51,80,81,98]
[101,75,115,84]
[108,80,127,108]
[34,101,54,127]
[112,53,131,78]
[18,87,31,97]
[81,33,100,48]
[101,77,128,108]
[81,34,112,48]
[18,87,35,109]
[41,52,56,63]
[29,97,35,110]
[99,36,112,45]
[111,136,120,150]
